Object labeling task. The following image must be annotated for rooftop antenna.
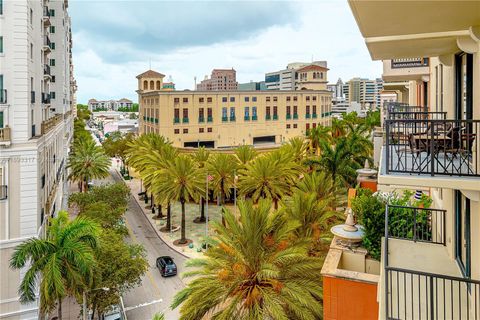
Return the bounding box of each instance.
[194,76,197,90]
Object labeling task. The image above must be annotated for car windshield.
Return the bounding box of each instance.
[163,257,174,265]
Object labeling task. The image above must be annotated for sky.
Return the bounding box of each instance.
[70,0,382,104]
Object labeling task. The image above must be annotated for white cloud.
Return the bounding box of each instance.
[72,1,381,103]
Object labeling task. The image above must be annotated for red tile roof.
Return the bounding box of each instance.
[296,65,329,72]
[136,70,165,79]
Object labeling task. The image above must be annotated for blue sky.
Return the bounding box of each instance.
[70,0,382,103]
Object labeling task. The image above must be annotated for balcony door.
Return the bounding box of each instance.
[455,52,473,121]
[455,190,471,277]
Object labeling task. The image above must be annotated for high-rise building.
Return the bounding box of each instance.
[137,70,332,148]
[0,0,76,317]
[238,81,267,91]
[327,78,346,104]
[341,77,383,109]
[265,61,329,91]
[196,69,238,91]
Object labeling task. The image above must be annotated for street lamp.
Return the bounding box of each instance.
[83,287,109,320]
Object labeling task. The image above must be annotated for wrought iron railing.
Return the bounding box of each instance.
[385,119,480,177]
[44,65,51,76]
[386,205,446,245]
[385,267,480,320]
[387,111,447,121]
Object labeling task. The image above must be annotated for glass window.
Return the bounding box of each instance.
[174,129,179,134]
[306,106,310,114]
[230,107,235,118]
[455,190,471,277]
[313,105,317,114]
[244,97,249,102]
[50,92,56,99]
[244,107,249,117]
[230,97,235,102]
[199,97,204,103]
[207,108,212,117]
[50,26,55,33]
[222,97,227,102]
[183,98,188,103]
[49,9,55,16]
[252,107,257,117]
[50,59,55,66]
[293,124,298,128]
[286,124,290,129]
[183,128,188,134]
[286,106,291,115]
[174,97,179,103]
[0,0,3,15]
[252,97,257,102]
[0,36,3,53]
[266,106,271,116]
[174,108,179,118]
[50,42,55,50]
[222,107,227,118]
[199,128,204,133]
[207,97,212,103]
[207,127,212,132]
[273,106,278,116]
[182,108,188,118]
[293,106,298,114]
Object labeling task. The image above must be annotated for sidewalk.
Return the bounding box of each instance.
[120,170,227,259]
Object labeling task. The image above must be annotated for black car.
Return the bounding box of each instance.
[156,256,177,277]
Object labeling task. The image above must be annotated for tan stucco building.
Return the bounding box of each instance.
[346,1,480,319]
[136,70,332,148]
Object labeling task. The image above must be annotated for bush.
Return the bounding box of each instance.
[69,182,130,211]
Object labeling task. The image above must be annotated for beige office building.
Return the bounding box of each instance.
[348,1,480,319]
[137,70,332,148]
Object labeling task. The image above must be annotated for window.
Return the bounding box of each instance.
[293,96,298,101]
[199,108,204,121]
[183,98,188,103]
[230,97,235,102]
[306,105,310,116]
[286,96,291,102]
[50,92,55,99]
[266,106,271,119]
[252,107,257,118]
[174,97,180,103]
[207,97,212,103]
[174,129,180,134]
[244,107,249,119]
[50,59,55,66]
[182,108,188,120]
[273,96,278,102]
[273,106,278,118]
[207,127,212,132]
[313,123,317,128]
[50,42,55,50]
[199,128,204,133]
[30,43,33,59]
[230,107,235,120]
[293,124,298,128]
[30,9,33,25]
[244,97,249,102]
[252,97,257,102]
[0,0,3,15]
[49,9,55,16]
[0,36,3,53]
[306,96,310,101]
[183,128,188,134]
[222,97,227,102]
[286,106,291,116]
[199,97,204,103]
[51,76,55,83]
[222,107,227,120]
[293,105,298,115]
[455,190,471,277]
[266,97,271,102]
[306,123,310,130]
[174,108,180,122]
[312,96,317,101]
[286,124,291,129]
[50,26,55,33]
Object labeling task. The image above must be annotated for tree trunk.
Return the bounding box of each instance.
[274,198,279,210]
[200,198,205,220]
[156,204,163,219]
[180,199,186,244]
[166,203,171,230]
[220,180,225,226]
[58,298,62,320]
[91,302,96,320]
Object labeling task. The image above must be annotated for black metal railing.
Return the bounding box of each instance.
[44,65,51,76]
[0,89,6,104]
[385,267,480,320]
[387,111,447,121]
[386,205,446,245]
[44,36,51,48]
[43,6,50,17]
[0,185,7,200]
[385,119,480,177]
[42,92,51,104]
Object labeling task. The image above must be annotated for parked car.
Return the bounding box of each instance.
[156,256,177,277]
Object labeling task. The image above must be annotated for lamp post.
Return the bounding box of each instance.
[83,287,109,320]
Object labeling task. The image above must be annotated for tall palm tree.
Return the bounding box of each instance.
[238,153,298,209]
[331,117,346,138]
[306,125,331,156]
[153,155,204,244]
[171,200,324,320]
[207,153,238,206]
[234,144,257,167]
[192,147,210,223]
[280,136,308,162]
[68,139,111,192]
[10,211,99,320]
[295,171,337,209]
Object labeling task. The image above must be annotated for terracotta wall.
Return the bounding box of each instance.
[323,276,378,320]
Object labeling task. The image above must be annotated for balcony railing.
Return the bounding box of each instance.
[44,36,51,49]
[42,92,51,104]
[391,57,429,69]
[43,6,50,18]
[387,111,447,121]
[0,127,11,143]
[44,65,51,76]
[384,102,427,115]
[386,205,446,246]
[385,267,480,320]
[0,185,7,200]
[385,119,480,177]
[41,114,63,135]
[0,89,7,104]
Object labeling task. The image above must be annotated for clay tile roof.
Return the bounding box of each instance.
[118,98,132,102]
[297,65,330,72]
[136,70,165,79]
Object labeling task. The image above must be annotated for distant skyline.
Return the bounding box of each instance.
[70,0,382,103]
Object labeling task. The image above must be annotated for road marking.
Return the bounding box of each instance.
[124,217,163,299]
[124,299,163,312]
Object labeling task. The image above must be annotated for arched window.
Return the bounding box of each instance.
[156,81,161,90]
[313,72,316,79]
[143,80,148,90]
[320,72,324,79]
[150,80,154,90]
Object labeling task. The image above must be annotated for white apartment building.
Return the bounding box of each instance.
[88,98,133,111]
[265,61,328,90]
[0,0,76,318]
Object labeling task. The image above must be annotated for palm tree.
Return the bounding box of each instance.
[295,171,337,209]
[331,117,346,138]
[192,147,210,223]
[234,144,257,167]
[238,152,298,209]
[152,313,165,320]
[153,155,204,244]
[68,139,111,192]
[280,136,308,162]
[171,200,324,320]
[306,125,331,156]
[207,153,238,206]
[10,211,99,320]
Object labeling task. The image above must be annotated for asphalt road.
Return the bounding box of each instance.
[109,171,187,320]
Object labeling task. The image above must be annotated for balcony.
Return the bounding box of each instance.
[381,118,480,190]
[173,117,180,124]
[207,116,213,123]
[252,115,257,121]
[306,113,311,119]
[293,113,298,120]
[383,204,479,320]
[286,114,291,120]
[244,116,250,121]
[0,185,7,200]
[182,117,189,123]
[272,114,278,120]
[41,114,63,135]
[312,113,318,119]
[222,116,228,122]
[44,65,51,79]
[42,92,51,104]
[0,127,11,145]
[43,36,51,52]
[383,58,430,82]
[0,89,7,104]
[265,115,271,120]
[42,6,51,25]
[230,116,236,122]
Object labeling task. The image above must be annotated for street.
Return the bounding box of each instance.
[109,171,187,320]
